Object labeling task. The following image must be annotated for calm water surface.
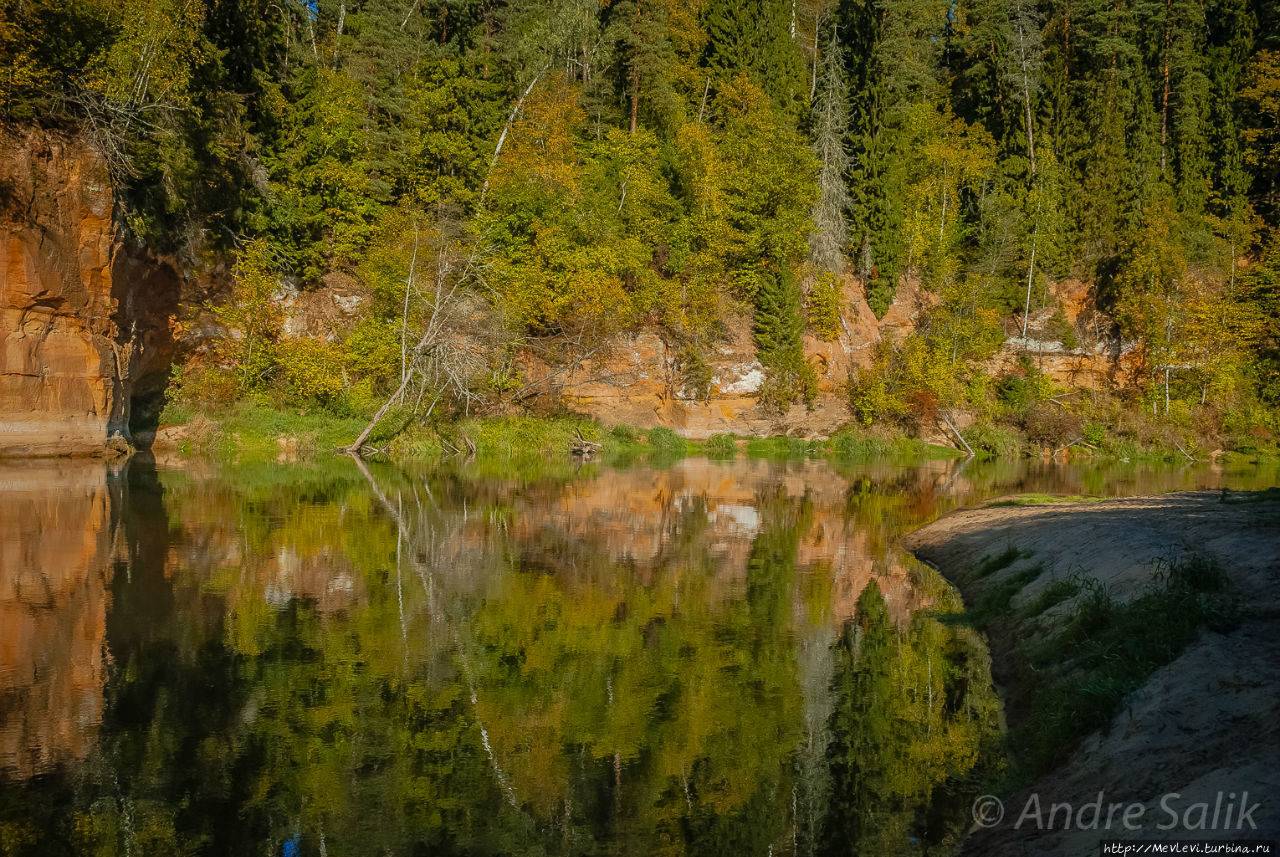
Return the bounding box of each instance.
[1,454,1275,856]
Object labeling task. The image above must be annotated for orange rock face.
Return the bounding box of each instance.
[528,273,1138,437]
[0,130,180,456]
[0,461,113,779]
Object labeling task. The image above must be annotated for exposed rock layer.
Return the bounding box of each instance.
[0,129,180,456]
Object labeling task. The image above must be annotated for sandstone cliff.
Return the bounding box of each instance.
[0,129,181,457]
[0,128,1141,455]
[524,276,1140,440]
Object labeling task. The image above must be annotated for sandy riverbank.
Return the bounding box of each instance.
[902,490,1280,855]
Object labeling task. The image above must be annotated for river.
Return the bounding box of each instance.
[0,454,1274,856]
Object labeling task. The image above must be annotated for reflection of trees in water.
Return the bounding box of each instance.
[1,458,1007,856]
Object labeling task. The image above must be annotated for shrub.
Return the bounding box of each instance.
[964,422,1025,458]
[277,338,346,404]
[677,345,714,402]
[646,426,687,456]
[1082,421,1106,446]
[996,373,1037,412]
[704,433,737,458]
[1046,308,1079,350]
[847,368,902,426]
[1023,402,1082,447]
[806,271,842,340]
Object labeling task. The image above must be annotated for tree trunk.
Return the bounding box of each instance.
[629,67,639,135]
[1160,0,1171,173]
[481,64,549,202]
[1021,204,1040,338]
[1017,24,1036,175]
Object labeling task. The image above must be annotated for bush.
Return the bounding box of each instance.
[677,345,714,402]
[758,363,817,415]
[704,433,737,458]
[806,271,842,340]
[964,422,1025,458]
[277,338,346,404]
[609,424,639,443]
[996,373,1038,412]
[847,368,901,427]
[1023,402,1082,447]
[1046,308,1079,350]
[1082,421,1106,446]
[646,426,687,457]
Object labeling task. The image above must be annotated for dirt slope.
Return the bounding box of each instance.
[902,492,1280,855]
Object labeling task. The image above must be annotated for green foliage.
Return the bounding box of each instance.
[212,238,284,392]
[805,271,843,340]
[6,0,1280,444]
[645,426,688,457]
[704,433,738,458]
[677,345,715,402]
[964,422,1027,459]
[967,564,1045,627]
[744,435,822,459]
[754,270,817,413]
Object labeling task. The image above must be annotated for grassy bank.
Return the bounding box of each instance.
[152,403,962,465]
[153,398,1280,469]
[954,546,1238,787]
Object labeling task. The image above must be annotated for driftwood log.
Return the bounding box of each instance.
[571,428,602,458]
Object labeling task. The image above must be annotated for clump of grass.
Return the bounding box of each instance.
[185,402,367,460]
[973,546,1032,579]
[1006,554,1235,781]
[964,422,1026,459]
[645,426,688,458]
[1218,486,1280,504]
[987,493,1104,507]
[745,436,821,459]
[704,433,737,458]
[1020,575,1083,617]
[828,428,959,461]
[452,415,601,459]
[967,564,1045,628]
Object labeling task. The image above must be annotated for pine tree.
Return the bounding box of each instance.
[703,0,806,111]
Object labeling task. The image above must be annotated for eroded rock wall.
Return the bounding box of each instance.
[532,275,1138,439]
[0,129,180,456]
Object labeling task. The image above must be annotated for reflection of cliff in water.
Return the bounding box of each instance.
[0,463,114,780]
[2,455,1271,856]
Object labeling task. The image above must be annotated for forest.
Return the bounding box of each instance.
[3,0,1280,450]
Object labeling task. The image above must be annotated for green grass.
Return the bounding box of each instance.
[972,546,1033,579]
[703,433,738,459]
[1000,555,1235,783]
[986,493,1106,507]
[1019,576,1083,617]
[828,428,959,461]
[744,435,822,458]
[967,564,1045,628]
[173,402,368,460]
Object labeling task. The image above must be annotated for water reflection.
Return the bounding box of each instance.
[0,454,1273,856]
[0,462,112,780]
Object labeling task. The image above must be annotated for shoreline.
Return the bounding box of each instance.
[10,404,1274,467]
[901,491,1280,854]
